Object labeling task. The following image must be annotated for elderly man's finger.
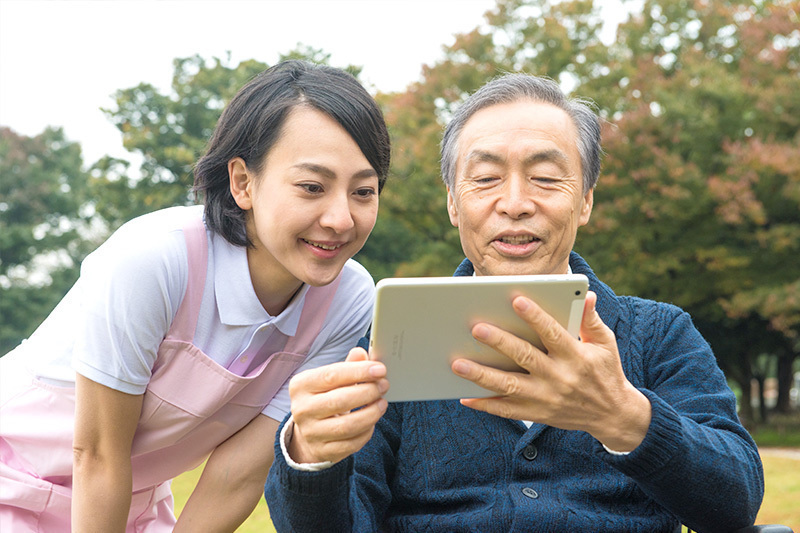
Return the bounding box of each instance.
[459,396,530,422]
[510,295,578,357]
[451,357,530,397]
[469,319,548,373]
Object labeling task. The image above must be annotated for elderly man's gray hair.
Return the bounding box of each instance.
[440,74,602,193]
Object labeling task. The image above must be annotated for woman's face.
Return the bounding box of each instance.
[230,106,379,302]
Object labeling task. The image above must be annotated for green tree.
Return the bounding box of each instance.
[0,45,365,356]
[576,0,800,419]
[370,0,612,277]
[90,5,798,420]
[97,54,269,228]
[0,127,97,354]
[100,46,364,231]
[366,0,799,421]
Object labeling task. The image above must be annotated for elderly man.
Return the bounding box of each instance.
[264,74,764,532]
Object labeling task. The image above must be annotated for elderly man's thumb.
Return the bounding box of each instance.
[579,291,614,346]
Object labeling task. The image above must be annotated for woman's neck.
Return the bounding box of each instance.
[246,248,304,317]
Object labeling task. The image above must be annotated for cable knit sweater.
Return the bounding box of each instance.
[265,252,763,533]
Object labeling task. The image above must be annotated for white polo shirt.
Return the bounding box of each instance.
[9,205,375,422]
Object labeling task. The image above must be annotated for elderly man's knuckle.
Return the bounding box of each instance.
[501,374,522,395]
[556,377,577,397]
[469,365,485,382]
[543,321,562,341]
[515,348,535,369]
[496,403,515,419]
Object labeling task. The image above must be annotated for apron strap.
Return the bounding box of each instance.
[167,215,209,343]
[168,213,343,357]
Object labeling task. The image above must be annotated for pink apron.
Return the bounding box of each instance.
[0,216,341,531]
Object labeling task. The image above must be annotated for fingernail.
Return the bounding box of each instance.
[514,297,531,312]
[472,324,490,340]
[452,360,469,376]
[368,364,386,378]
[378,379,389,394]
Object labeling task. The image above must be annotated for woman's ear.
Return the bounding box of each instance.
[228,157,253,210]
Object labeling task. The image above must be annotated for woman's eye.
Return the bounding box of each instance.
[355,187,377,198]
[300,183,323,194]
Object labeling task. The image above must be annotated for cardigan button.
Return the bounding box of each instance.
[522,444,538,461]
[522,487,539,499]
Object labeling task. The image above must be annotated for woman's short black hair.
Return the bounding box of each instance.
[193,60,391,247]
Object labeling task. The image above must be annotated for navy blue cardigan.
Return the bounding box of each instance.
[265,252,763,533]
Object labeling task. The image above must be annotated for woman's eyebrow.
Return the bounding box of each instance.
[292,162,377,180]
[293,162,336,179]
[353,168,379,179]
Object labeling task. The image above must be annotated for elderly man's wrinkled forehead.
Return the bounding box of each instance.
[453,99,582,175]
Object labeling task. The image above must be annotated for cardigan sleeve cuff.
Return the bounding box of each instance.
[598,387,684,478]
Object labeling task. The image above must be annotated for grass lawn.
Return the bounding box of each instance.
[757,451,800,530]
[174,450,799,532]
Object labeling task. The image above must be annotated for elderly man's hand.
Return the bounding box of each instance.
[452,291,652,452]
[287,348,389,465]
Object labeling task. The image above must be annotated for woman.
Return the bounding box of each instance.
[0,60,390,531]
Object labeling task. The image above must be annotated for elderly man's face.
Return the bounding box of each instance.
[447,100,593,276]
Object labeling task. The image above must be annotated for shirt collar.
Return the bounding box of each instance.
[467,263,573,276]
[212,232,307,336]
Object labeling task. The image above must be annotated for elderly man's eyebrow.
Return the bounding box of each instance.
[463,150,505,168]
[523,149,570,168]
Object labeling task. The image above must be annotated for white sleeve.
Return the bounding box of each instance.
[279,416,335,471]
[72,221,187,395]
[261,259,375,421]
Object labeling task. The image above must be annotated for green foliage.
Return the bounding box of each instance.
[358,0,800,418]
[0,127,96,354]
[576,0,800,349]
[98,54,270,228]
[4,2,797,416]
[99,45,366,232]
[0,44,365,354]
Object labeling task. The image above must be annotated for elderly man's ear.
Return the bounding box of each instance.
[447,188,459,228]
[579,189,594,227]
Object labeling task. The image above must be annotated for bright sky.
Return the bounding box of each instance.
[0,0,632,167]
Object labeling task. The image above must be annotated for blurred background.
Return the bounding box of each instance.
[1,2,798,522]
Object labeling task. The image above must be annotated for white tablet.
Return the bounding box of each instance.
[368,274,588,402]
